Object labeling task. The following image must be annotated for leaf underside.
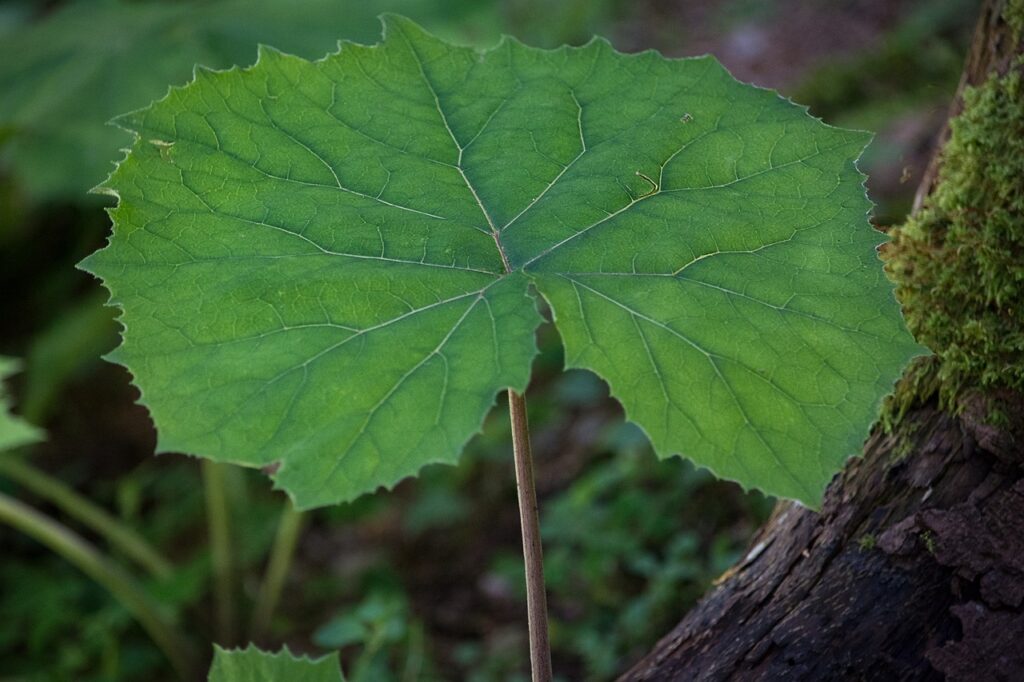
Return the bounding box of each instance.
[84,16,923,509]
[208,645,345,682]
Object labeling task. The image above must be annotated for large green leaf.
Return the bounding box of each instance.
[0,0,492,201]
[208,645,345,682]
[0,357,43,452]
[84,17,923,508]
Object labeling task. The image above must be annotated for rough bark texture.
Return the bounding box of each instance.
[623,2,1024,680]
[622,398,1023,681]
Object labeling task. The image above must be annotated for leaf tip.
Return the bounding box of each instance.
[255,43,286,64]
[378,12,414,37]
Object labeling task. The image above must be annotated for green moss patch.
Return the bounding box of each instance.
[885,59,1024,411]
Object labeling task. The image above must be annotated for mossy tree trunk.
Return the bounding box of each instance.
[622,2,1024,680]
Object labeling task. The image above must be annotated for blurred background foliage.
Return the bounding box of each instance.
[0,0,978,680]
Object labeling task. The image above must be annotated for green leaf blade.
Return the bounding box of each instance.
[86,16,923,508]
[208,645,345,682]
[522,94,922,504]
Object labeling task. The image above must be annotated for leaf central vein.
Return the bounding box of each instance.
[397,24,513,273]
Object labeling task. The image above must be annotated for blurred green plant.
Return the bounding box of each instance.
[0,558,167,680]
[0,357,42,449]
[541,427,770,679]
[315,589,432,682]
[0,358,196,678]
[208,644,345,681]
[19,292,118,423]
[794,0,976,123]
[0,0,498,202]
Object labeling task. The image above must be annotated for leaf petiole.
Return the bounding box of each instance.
[509,390,552,682]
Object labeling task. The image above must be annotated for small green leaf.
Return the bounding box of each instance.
[208,645,345,682]
[0,357,43,452]
[84,17,923,508]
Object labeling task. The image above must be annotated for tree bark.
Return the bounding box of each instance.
[623,3,1024,680]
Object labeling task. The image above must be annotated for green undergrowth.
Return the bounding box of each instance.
[883,56,1024,420]
[1010,0,1024,44]
[794,0,975,123]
